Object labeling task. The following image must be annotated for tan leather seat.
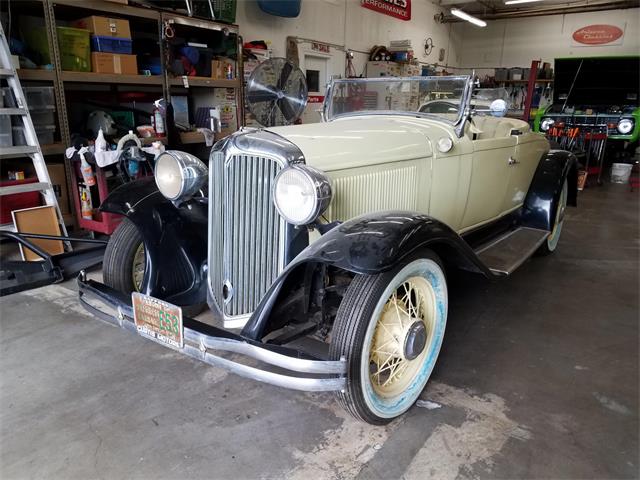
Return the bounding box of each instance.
[470,116,530,140]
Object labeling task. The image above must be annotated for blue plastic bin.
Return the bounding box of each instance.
[90,35,133,54]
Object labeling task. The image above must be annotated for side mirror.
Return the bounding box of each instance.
[490,99,508,117]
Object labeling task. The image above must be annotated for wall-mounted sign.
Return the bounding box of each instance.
[311,42,330,54]
[572,24,625,46]
[361,0,411,21]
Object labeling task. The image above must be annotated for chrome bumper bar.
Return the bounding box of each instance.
[77,275,346,392]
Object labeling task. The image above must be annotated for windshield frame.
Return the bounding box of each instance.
[322,75,473,128]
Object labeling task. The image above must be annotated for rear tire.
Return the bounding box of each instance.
[538,178,568,256]
[329,251,448,424]
[103,218,144,294]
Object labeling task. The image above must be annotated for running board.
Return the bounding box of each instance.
[475,227,550,276]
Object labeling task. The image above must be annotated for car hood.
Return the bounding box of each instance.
[267,116,448,172]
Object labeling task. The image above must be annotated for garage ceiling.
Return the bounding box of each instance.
[435,0,640,22]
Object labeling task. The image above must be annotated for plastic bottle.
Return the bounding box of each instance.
[95,128,107,152]
[80,185,93,220]
[80,151,96,187]
[152,100,166,137]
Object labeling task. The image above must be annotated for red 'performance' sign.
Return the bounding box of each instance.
[572,24,624,45]
[362,0,411,21]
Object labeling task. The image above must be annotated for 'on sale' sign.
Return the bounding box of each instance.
[362,0,411,21]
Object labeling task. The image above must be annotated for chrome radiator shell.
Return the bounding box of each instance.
[208,130,305,329]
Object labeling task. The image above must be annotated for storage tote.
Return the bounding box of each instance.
[57,27,91,72]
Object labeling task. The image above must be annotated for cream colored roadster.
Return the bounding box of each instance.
[80,75,577,424]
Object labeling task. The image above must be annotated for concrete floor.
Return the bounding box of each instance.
[1,183,638,479]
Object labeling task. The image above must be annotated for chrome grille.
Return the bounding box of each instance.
[209,153,285,322]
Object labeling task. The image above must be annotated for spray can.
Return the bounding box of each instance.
[80,185,93,220]
[152,100,166,137]
[80,151,96,187]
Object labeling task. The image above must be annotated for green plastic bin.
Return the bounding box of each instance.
[193,0,237,24]
[57,27,91,72]
[214,0,237,23]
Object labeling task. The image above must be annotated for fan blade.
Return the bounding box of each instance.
[277,97,297,123]
[277,61,294,91]
[253,99,280,127]
[247,83,279,104]
[277,94,307,123]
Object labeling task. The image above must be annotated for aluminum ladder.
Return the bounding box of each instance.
[0,23,68,237]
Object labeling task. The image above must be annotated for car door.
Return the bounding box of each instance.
[502,132,548,212]
[460,135,517,231]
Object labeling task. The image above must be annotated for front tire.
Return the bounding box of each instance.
[329,251,448,424]
[103,218,145,294]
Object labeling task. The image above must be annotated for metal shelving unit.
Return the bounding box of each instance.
[60,71,165,85]
[17,70,57,82]
[167,77,240,88]
[5,0,244,229]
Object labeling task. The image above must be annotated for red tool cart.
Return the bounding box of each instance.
[70,153,123,235]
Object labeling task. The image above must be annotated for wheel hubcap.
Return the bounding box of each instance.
[404,321,427,361]
[369,277,436,397]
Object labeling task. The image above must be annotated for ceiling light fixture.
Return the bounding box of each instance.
[504,0,544,4]
[450,8,487,27]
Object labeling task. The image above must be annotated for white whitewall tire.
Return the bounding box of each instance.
[539,178,568,255]
[330,251,448,424]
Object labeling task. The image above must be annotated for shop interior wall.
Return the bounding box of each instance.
[452,8,640,77]
[234,0,461,79]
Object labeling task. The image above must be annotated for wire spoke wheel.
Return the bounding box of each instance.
[132,243,146,292]
[368,277,436,397]
[330,252,448,424]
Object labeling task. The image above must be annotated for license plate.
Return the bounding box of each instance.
[132,292,183,349]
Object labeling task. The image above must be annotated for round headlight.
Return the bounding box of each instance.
[273,166,332,226]
[437,137,453,153]
[154,151,208,201]
[617,118,634,135]
[540,118,555,132]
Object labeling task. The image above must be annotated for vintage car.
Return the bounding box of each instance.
[79,75,577,424]
[534,56,640,156]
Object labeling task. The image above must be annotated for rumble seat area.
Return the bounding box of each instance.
[469,116,530,140]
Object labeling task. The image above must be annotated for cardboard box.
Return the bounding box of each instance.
[47,164,70,215]
[91,52,137,74]
[367,61,401,77]
[73,15,131,39]
[12,205,64,261]
[211,59,234,79]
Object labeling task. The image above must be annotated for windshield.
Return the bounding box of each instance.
[325,76,470,123]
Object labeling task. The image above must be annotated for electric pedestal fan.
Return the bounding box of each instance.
[246,57,308,127]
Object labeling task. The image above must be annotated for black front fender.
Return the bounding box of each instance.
[241,211,491,340]
[521,149,578,231]
[101,178,208,306]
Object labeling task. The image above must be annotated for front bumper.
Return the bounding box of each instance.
[77,274,346,392]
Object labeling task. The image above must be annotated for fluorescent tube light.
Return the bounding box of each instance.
[451,9,487,27]
[504,0,543,4]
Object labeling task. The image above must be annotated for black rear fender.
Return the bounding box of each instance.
[522,150,578,231]
[101,177,208,306]
[241,211,491,340]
